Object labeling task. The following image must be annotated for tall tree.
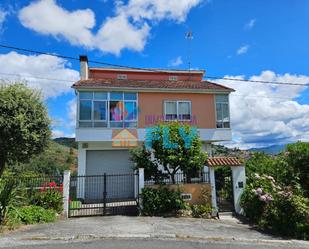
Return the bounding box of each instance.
[0,83,51,176]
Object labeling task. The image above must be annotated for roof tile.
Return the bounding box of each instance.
[72,79,234,92]
[207,157,242,167]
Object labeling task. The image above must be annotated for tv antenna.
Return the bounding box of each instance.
[185,30,193,71]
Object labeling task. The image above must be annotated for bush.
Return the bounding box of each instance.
[30,182,63,213]
[6,205,56,228]
[191,204,212,218]
[241,173,309,240]
[141,187,186,216]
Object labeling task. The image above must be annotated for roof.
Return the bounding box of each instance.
[72,79,234,92]
[206,157,242,167]
[89,67,205,74]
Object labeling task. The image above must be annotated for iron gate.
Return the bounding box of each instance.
[68,173,139,217]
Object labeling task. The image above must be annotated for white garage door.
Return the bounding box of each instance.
[84,150,135,202]
[86,150,133,175]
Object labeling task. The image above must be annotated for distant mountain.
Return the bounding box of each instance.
[249,144,286,155]
[54,137,77,149]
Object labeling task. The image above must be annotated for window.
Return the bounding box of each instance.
[215,95,230,128]
[78,91,137,128]
[117,74,127,80]
[164,101,191,121]
[169,75,178,81]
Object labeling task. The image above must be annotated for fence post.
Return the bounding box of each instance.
[209,167,218,217]
[138,168,144,209]
[63,170,71,218]
[103,173,107,215]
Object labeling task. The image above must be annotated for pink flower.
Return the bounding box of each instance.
[259,195,267,202]
[265,194,273,202]
[256,188,263,195]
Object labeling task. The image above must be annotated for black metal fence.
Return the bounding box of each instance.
[144,171,210,186]
[69,173,139,217]
[0,175,63,190]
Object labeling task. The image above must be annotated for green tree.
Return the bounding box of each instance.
[285,142,309,197]
[0,83,51,176]
[130,122,207,183]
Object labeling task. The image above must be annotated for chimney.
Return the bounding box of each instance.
[79,55,89,80]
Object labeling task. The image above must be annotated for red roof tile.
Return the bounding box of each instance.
[72,79,234,92]
[207,157,242,167]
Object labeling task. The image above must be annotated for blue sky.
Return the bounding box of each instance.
[0,0,308,149]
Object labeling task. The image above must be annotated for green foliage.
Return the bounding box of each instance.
[141,187,186,216]
[130,145,167,182]
[245,143,309,197]
[54,137,78,149]
[30,186,63,213]
[0,180,19,223]
[241,174,309,240]
[285,142,309,197]
[191,204,212,218]
[8,141,77,176]
[0,83,51,176]
[6,205,56,227]
[130,122,207,183]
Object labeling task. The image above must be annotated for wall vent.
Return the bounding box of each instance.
[82,143,89,149]
[117,74,128,80]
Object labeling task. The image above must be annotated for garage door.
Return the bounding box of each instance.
[84,150,135,202]
[86,150,133,175]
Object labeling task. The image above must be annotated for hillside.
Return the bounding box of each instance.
[249,144,286,155]
[9,140,78,176]
[54,137,77,149]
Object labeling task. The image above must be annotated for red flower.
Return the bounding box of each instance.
[49,181,57,188]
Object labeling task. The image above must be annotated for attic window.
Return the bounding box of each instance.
[169,75,178,81]
[117,74,127,80]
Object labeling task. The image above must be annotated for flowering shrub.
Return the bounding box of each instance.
[30,181,63,213]
[241,173,309,240]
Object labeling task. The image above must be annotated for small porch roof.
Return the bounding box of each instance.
[206,157,242,167]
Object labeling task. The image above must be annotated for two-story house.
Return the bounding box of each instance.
[72,56,234,181]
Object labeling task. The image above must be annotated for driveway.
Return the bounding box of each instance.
[0,216,308,248]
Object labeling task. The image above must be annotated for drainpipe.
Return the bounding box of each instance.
[80,55,89,80]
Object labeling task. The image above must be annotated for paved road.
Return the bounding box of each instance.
[0,238,308,249]
[0,216,308,248]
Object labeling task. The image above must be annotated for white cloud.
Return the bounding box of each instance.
[237,45,249,55]
[18,0,202,55]
[168,56,183,67]
[0,51,79,99]
[0,9,8,32]
[245,19,256,30]
[216,71,309,149]
[18,0,95,47]
[95,14,150,55]
[67,98,76,129]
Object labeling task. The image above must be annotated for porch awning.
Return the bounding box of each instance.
[206,157,242,167]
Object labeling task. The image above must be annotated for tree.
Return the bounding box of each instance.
[0,83,51,176]
[285,142,309,197]
[130,122,207,183]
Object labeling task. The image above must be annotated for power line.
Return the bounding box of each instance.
[205,76,309,87]
[0,44,308,87]
[0,72,76,82]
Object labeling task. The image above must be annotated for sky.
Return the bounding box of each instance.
[0,0,308,149]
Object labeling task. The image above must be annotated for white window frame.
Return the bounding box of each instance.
[215,94,230,129]
[164,100,192,121]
